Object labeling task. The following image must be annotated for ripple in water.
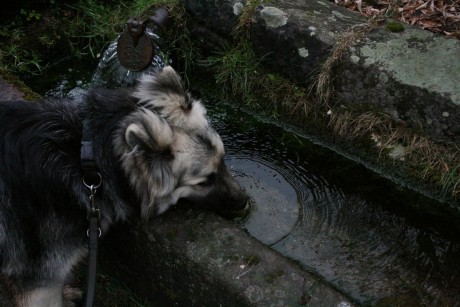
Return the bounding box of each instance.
[226,156,298,246]
[208,102,460,305]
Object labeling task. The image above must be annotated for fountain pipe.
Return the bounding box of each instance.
[117,7,168,72]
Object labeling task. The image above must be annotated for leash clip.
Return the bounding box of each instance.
[83,173,102,221]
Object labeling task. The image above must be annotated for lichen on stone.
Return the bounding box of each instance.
[260,7,288,28]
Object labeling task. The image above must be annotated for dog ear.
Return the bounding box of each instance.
[116,109,176,219]
[124,109,173,154]
[133,66,209,130]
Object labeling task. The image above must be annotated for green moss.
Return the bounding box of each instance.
[265,270,284,283]
[224,254,241,263]
[386,21,405,33]
[0,71,41,101]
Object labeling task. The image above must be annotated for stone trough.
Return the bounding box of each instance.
[101,209,352,306]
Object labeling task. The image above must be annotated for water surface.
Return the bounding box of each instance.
[207,102,460,305]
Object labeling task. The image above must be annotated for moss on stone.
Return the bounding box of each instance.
[265,270,284,283]
[0,71,42,101]
[386,21,405,33]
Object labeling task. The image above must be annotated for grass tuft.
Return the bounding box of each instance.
[198,0,313,117]
[313,21,376,107]
[329,107,460,199]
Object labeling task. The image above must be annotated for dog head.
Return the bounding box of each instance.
[114,66,248,218]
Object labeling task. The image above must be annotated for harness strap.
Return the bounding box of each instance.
[81,140,100,184]
[81,141,97,170]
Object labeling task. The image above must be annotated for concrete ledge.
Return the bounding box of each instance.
[101,209,352,306]
[183,0,460,143]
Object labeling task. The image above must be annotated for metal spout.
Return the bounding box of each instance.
[116,7,168,72]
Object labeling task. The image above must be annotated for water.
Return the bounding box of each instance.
[25,46,460,305]
[91,28,166,88]
[207,103,460,305]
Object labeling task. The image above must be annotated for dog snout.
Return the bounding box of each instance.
[226,185,249,211]
[218,169,250,212]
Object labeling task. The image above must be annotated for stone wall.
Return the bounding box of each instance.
[183,0,460,143]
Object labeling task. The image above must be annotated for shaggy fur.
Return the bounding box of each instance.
[0,66,247,306]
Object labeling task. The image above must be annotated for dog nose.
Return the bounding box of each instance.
[229,191,250,210]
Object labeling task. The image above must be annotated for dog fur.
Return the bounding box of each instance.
[0,66,248,306]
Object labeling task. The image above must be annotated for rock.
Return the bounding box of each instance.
[182,0,460,143]
[336,27,460,142]
[0,77,25,100]
[100,209,352,306]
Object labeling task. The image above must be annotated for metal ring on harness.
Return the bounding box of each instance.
[83,172,102,190]
[87,228,102,238]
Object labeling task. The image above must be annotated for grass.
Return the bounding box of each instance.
[200,43,313,117]
[66,0,130,58]
[200,41,262,107]
[312,21,377,107]
[0,45,44,75]
[234,0,262,40]
[67,0,178,58]
[0,0,179,75]
[0,25,47,75]
[161,2,199,83]
[328,107,460,199]
[197,0,313,117]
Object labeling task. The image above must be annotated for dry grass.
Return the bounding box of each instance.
[329,110,391,139]
[313,21,377,107]
[329,108,460,198]
[234,0,262,39]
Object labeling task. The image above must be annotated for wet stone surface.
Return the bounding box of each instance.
[101,209,352,306]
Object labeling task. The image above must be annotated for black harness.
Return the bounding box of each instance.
[81,129,102,307]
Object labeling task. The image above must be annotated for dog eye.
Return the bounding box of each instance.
[198,173,216,187]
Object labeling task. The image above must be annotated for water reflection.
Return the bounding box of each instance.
[227,156,299,245]
[208,102,460,305]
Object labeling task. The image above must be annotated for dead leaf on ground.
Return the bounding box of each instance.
[332,0,460,38]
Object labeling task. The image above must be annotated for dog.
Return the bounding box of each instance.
[0,66,248,306]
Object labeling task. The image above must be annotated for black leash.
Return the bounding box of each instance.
[81,137,102,307]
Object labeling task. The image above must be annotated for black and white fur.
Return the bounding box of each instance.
[0,66,248,306]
